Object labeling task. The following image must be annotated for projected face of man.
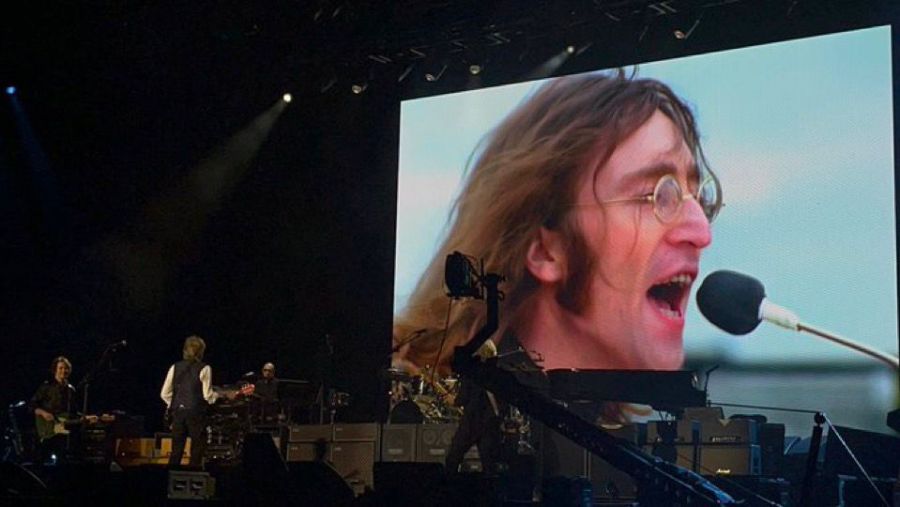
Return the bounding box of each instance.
[525,110,712,370]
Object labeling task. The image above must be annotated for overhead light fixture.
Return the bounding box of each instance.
[425,64,447,82]
[673,12,704,40]
[351,83,368,94]
[566,45,575,55]
[282,93,292,103]
[468,64,482,76]
[5,86,15,95]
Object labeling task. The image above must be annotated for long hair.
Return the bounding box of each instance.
[182,335,206,362]
[49,356,72,378]
[394,71,716,374]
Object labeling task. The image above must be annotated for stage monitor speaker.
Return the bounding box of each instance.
[287,462,354,507]
[331,441,375,495]
[379,424,417,462]
[167,470,215,500]
[416,423,456,465]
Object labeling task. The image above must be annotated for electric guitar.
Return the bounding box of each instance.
[163,383,255,429]
[35,412,107,442]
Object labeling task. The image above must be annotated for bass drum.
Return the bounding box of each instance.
[388,399,424,424]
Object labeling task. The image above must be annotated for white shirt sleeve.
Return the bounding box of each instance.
[160,365,174,408]
[200,365,218,404]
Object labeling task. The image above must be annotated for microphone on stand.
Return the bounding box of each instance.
[696,270,899,370]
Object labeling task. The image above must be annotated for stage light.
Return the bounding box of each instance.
[425,64,447,82]
[468,64,482,76]
[351,83,367,94]
[282,93,292,103]
[566,45,575,55]
[673,14,703,41]
[5,86,15,95]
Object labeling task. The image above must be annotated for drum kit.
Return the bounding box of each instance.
[384,367,462,423]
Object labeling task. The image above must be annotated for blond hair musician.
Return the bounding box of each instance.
[160,335,220,467]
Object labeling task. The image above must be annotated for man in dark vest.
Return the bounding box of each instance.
[160,335,221,467]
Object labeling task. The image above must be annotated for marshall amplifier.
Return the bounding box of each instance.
[701,444,761,476]
[701,418,758,445]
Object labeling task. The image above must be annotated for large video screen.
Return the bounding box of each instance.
[393,26,896,431]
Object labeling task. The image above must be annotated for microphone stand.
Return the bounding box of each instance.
[78,341,125,416]
[795,323,899,370]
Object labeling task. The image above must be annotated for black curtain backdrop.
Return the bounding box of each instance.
[1,0,897,431]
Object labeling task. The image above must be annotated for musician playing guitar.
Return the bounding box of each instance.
[31,356,95,463]
[160,335,234,468]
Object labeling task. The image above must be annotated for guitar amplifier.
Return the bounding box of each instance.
[701,418,758,445]
[334,423,378,442]
[285,442,326,462]
[590,424,644,500]
[416,423,457,465]
[288,424,333,443]
[647,420,700,444]
[331,441,375,495]
[378,424,417,462]
[701,444,761,476]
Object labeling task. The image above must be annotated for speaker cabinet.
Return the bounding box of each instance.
[288,424,332,442]
[334,423,378,442]
[286,442,327,462]
[416,423,457,465]
[167,470,215,500]
[701,444,761,476]
[378,424,417,462]
[331,441,375,495]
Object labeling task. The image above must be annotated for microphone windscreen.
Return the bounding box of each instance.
[696,270,766,335]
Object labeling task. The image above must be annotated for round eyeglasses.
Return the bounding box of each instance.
[576,173,723,224]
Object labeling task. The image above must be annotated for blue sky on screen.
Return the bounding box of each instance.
[395,26,896,364]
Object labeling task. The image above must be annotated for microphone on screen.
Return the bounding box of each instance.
[695,269,898,370]
[695,270,799,335]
